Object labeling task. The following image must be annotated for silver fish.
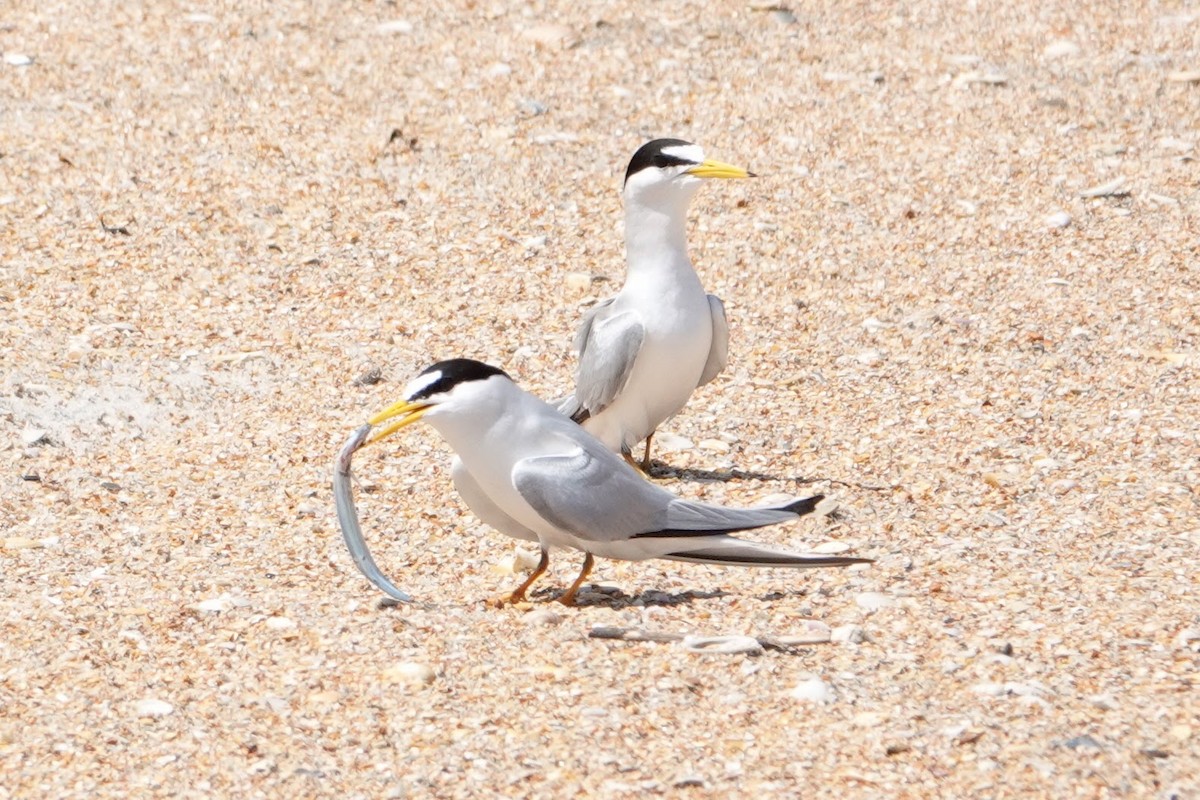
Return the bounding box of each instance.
[333,423,412,602]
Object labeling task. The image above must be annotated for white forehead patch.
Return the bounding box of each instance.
[660,143,705,165]
[404,369,443,401]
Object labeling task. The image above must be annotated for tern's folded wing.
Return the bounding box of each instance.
[697,294,729,388]
[570,304,644,419]
[513,442,827,545]
[512,445,668,542]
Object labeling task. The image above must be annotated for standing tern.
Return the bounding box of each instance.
[558,139,753,470]
[366,359,870,605]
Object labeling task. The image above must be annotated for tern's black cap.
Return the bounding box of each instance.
[624,138,700,186]
[408,359,510,401]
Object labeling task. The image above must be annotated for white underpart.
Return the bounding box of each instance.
[581,156,715,453]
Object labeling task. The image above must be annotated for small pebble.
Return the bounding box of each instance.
[1063,734,1103,751]
[681,635,763,655]
[855,592,896,611]
[135,698,175,718]
[3,53,33,67]
[831,624,865,644]
[21,428,48,446]
[950,726,986,745]
[812,541,850,554]
[1146,192,1179,206]
[1158,137,1194,153]
[519,99,548,117]
[1167,70,1200,83]
[855,349,884,366]
[1045,211,1072,228]
[193,595,248,613]
[563,272,593,291]
[774,621,832,646]
[523,608,562,626]
[697,438,730,453]
[814,497,839,516]
[1174,628,1200,648]
[3,537,40,551]
[264,616,296,630]
[381,662,437,686]
[376,20,413,34]
[790,677,835,704]
[1043,40,1080,58]
[306,690,339,705]
[521,24,579,49]
[1080,177,1129,198]
[652,432,694,453]
[351,367,382,387]
[513,548,543,572]
[953,69,1008,87]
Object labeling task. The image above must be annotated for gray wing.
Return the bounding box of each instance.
[570,299,644,418]
[697,294,728,387]
[513,442,667,543]
[450,457,540,543]
[512,439,824,545]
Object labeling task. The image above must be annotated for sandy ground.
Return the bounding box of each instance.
[2,1,1198,797]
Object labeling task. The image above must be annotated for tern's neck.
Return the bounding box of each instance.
[622,191,698,281]
[426,382,562,466]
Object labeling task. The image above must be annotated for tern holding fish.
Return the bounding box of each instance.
[335,359,870,605]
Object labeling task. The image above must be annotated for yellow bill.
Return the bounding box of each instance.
[367,400,430,445]
[686,158,756,180]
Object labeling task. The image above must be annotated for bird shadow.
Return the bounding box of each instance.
[648,461,894,492]
[647,462,789,483]
[532,585,728,609]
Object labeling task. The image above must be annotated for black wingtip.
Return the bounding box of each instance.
[783,495,824,518]
[664,551,873,567]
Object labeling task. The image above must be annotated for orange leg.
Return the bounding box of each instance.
[489,547,549,606]
[640,432,655,471]
[558,553,595,606]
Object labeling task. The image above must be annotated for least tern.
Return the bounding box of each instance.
[558,138,753,470]
[366,359,870,605]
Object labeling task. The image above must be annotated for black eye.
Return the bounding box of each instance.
[651,152,694,170]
